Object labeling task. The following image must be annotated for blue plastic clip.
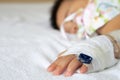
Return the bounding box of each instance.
[78,53,93,64]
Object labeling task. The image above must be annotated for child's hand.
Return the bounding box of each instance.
[47,54,88,77]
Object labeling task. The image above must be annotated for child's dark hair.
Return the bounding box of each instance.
[50,0,63,30]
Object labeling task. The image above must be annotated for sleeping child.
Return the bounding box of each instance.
[47,0,120,77]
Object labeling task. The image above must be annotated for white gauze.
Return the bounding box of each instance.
[60,30,120,73]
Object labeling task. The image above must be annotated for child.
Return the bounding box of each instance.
[48,0,120,77]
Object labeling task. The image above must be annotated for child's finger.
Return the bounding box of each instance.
[79,64,88,73]
[53,55,75,75]
[47,57,63,72]
[65,57,82,76]
[47,63,57,72]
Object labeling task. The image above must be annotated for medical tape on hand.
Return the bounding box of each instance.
[60,34,119,73]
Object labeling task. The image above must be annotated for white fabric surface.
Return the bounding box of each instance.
[0,3,120,80]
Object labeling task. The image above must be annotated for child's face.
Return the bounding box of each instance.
[56,0,88,34]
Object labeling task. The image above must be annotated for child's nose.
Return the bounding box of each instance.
[64,21,78,34]
[70,23,78,34]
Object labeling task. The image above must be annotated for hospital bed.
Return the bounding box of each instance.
[0,3,120,80]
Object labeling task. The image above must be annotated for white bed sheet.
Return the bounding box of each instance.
[0,3,120,80]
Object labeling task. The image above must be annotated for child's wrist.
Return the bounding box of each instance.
[105,34,120,59]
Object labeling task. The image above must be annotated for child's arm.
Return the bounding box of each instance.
[97,14,120,34]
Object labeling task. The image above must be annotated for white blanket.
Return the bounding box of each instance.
[0,3,120,80]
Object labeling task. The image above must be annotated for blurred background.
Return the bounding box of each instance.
[0,0,54,3]
[0,0,54,29]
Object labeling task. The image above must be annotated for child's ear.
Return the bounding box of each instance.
[50,0,63,30]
